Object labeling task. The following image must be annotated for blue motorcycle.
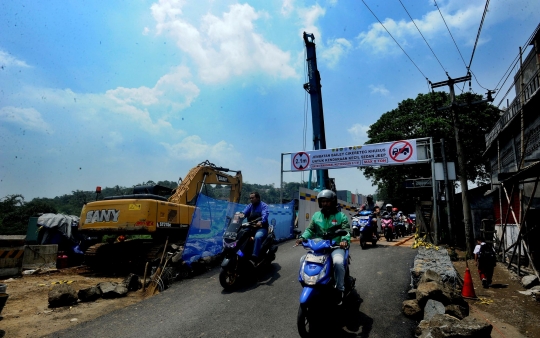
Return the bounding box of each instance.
[296,230,356,337]
[356,211,377,249]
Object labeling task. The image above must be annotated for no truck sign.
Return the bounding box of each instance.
[290,139,419,171]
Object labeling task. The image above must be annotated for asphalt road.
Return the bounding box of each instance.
[45,239,418,338]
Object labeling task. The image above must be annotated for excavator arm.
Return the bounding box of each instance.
[168,160,242,205]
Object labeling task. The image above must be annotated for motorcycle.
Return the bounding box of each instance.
[351,210,370,239]
[296,229,356,337]
[381,214,394,242]
[393,217,404,238]
[358,212,378,249]
[219,213,278,290]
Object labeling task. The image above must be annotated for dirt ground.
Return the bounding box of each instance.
[0,267,147,338]
[452,256,540,338]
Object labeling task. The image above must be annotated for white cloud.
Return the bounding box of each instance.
[142,27,150,35]
[369,84,390,96]
[0,50,31,68]
[298,4,325,42]
[321,38,351,67]
[106,131,123,149]
[161,135,241,165]
[0,106,51,132]
[151,1,297,83]
[348,124,370,144]
[281,0,294,16]
[6,65,199,135]
[356,1,485,54]
[105,65,200,131]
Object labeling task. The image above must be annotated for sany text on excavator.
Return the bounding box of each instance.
[78,160,242,271]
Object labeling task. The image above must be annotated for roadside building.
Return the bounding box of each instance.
[483,24,540,274]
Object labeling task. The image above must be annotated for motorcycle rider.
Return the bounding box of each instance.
[238,192,269,266]
[382,203,394,216]
[296,189,350,303]
[365,194,375,211]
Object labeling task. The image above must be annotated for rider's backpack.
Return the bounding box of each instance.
[479,243,497,268]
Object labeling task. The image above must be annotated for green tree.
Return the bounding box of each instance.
[0,195,57,235]
[361,92,499,204]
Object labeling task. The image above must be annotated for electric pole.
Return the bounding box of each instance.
[431,73,473,255]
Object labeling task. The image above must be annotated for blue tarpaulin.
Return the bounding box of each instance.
[182,194,294,265]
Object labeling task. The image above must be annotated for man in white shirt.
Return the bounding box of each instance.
[474,236,496,288]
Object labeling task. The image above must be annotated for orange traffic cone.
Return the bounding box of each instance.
[461,261,477,299]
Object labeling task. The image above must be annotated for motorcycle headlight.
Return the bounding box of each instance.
[301,263,328,285]
[223,239,238,248]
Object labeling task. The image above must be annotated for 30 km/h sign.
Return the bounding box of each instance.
[289,139,419,171]
[292,152,310,170]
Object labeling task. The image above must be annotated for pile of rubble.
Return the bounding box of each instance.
[518,274,540,301]
[404,249,493,337]
[48,274,140,307]
[410,247,462,288]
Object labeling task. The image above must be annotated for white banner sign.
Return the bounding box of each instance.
[290,139,418,171]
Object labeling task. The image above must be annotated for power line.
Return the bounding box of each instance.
[398,0,446,74]
[433,0,467,69]
[468,0,490,69]
[493,23,539,96]
[361,0,429,81]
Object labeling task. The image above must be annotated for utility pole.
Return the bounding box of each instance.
[441,138,453,246]
[431,73,473,255]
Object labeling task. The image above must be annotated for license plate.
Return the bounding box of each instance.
[305,253,326,264]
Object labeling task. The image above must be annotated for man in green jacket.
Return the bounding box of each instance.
[296,189,350,302]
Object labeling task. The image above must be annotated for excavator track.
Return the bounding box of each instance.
[84,239,187,273]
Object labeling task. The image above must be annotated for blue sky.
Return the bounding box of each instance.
[0,0,538,201]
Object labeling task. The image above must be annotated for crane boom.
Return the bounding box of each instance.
[303,32,331,191]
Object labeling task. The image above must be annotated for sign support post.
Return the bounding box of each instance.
[430,137,439,245]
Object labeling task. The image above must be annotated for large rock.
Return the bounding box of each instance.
[444,304,469,320]
[416,281,444,307]
[402,299,422,319]
[418,314,492,338]
[419,269,443,285]
[122,273,140,291]
[48,284,78,307]
[521,275,539,289]
[98,281,128,299]
[78,286,102,302]
[411,247,462,289]
[416,281,466,308]
[423,299,445,321]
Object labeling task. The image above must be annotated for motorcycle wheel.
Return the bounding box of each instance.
[219,268,238,291]
[359,234,366,249]
[297,305,313,338]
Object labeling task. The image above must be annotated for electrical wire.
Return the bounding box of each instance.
[467,0,490,70]
[433,0,467,69]
[361,0,429,81]
[493,23,539,100]
[398,0,446,74]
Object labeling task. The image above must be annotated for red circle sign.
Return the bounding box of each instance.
[389,140,413,162]
[292,152,310,170]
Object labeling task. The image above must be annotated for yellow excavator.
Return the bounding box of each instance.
[78,160,242,270]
